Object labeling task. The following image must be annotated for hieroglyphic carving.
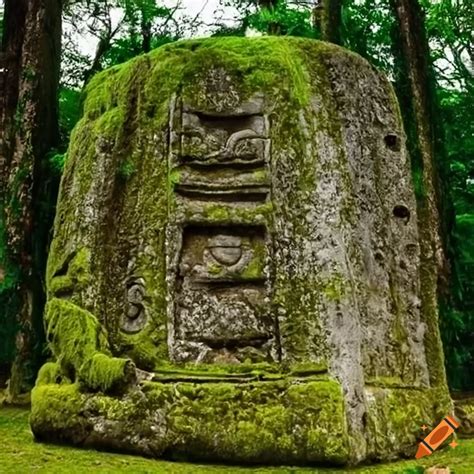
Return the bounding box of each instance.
[179,232,261,282]
[166,95,278,364]
[181,112,268,164]
[120,278,147,334]
[173,227,272,363]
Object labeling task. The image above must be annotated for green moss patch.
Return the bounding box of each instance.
[455,397,474,437]
[365,386,452,461]
[48,248,91,297]
[30,384,87,442]
[148,378,349,465]
[44,298,133,392]
[30,379,349,465]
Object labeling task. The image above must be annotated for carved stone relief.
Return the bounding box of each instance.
[167,96,277,363]
[120,278,147,334]
[181,112,268,164]
[176,226,270,342]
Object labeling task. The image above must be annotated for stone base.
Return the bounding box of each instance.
[454,396,474,437]
[30,377,450,466]
[31,378,349,465]
[363,385,451,462]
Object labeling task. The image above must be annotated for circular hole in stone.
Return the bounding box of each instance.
[393,205,410,221]
[406,243,418,256]
[374,250,385,263]
[385,134,401,151]
[146,105,156,118]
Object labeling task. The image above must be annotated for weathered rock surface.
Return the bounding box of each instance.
[454,396,474,437]
[30,37,451,465]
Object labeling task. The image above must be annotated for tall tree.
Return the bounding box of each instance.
[390,0,450,387]
[319,0,343,44]
[216,0,316,38]
[0,0,62,400]
[257,0,280,34]
[63,0,183,88]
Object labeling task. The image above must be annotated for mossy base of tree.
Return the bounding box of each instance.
[30,377,449,466]
[0,388,30,406]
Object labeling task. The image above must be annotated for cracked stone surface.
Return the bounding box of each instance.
[31,37,451,466]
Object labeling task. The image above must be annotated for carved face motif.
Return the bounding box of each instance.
[208,235,243,266]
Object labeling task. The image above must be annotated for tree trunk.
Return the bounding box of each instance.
[390,0,449,388]
[257,0,280,35]
[83,34,111,84]
[257,0,277,7]
[141,19,152,53]
[320,0,344,45]
[0,0,62,400]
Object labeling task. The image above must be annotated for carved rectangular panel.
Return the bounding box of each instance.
[172,226,275,363]
[167,97,278,364]
[181,112,268,165]
[179,227,266,282]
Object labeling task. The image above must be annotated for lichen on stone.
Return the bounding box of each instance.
[31,36,451,466]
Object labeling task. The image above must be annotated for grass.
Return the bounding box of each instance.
[0,407,473,473]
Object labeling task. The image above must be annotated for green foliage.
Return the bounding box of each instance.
[0,206,21,366]
[102,34,175,67]
[441,88,474,216]
[102,0,180,64]
[247,0,317,37]
[343,0,395,74]
[211,24,247,38]
[62,0,186,88]
[421,0,473,90]
[0,207,20,294]
[429,0,474,389]
[120,0,171,22]
[118,159,136,180]
[217,0,317,38]
[47,152,67,175]
[444,211,474,391]
[59,87,82,142]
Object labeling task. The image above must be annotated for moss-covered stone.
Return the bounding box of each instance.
[78,353,135,393]
[32,36,451,466]
[31,378,349,465]
[36,362,65,386]
[455,397,474,437]
[30,384,88,444]
[44,298,134,392]
[48,248,91,298]
[364,386,451,461]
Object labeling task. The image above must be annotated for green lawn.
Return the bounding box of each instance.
[1,407,473,473]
